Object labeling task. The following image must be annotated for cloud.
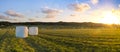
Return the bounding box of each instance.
[90,0,99,5]
[35,16,40,18]
[118,4,120,8]
[70,14,79,17]
[0,14,16,20]
[5,10,24,17]
[28,18,35,21]
[41,7,63,18]
[70,14,76,17]
[0,14,10,20]
[68,3,91,12]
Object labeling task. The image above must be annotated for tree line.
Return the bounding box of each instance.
[0,21,120,29]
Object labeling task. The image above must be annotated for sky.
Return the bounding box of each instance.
[0,0,120,23]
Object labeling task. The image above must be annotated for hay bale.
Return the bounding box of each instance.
[29,27,38,35]
[16,26,28,38]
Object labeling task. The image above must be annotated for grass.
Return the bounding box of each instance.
[0,28,120,52]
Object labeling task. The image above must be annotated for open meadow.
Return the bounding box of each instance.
[1,0,120,52]
[0,27,120,52]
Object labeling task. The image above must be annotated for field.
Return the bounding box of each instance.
[0,27,120,52]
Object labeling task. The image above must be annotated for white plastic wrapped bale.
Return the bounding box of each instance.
[29,27,38,35]
[16,26,28,38]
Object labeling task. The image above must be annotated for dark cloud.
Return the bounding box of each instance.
[68,3,91,12]
[41,7,63,18]
[5,10,24,17]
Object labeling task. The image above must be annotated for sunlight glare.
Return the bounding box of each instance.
[99,11,120,24]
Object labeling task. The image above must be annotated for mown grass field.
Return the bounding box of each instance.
[0,28,120,52]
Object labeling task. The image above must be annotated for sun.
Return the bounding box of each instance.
[99,11,120,24]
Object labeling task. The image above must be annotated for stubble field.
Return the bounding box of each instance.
[0,28,120,52]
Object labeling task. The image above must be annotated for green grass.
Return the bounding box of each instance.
[0,28,120,52]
